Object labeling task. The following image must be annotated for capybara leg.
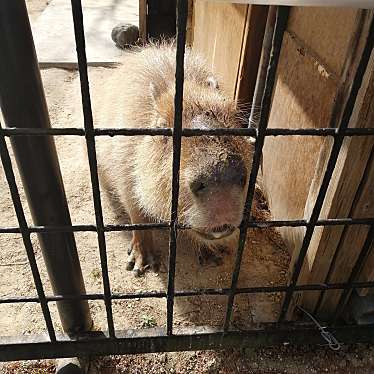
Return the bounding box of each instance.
[126,231,159,276]
[125,208,159,276]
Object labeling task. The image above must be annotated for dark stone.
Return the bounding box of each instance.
[111,23,139,49]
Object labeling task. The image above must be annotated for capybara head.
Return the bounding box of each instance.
[133,80,254,243]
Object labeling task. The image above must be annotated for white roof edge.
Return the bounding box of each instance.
[211,0,374,9]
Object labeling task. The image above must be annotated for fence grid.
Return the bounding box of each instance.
[0,0,373,362]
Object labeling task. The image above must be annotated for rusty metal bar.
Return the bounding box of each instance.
[2,280,374,305]
[0,217,373,235]
[70,0,115,338]
[1,324,374,362]
[166,0,188,336]
[1,126,374,137]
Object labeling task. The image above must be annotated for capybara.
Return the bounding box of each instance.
[96,41,254,275]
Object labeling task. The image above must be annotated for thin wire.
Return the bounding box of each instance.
[297,306,341,350]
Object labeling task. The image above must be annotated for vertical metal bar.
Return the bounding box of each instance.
[331,225,374,324]
[70,0,115,338]
[0,126,56,341]
[278,16,374,322]
[249,6,276,126]
[223,6,290,331]
[0,0,92,335]
[166,0,188,336]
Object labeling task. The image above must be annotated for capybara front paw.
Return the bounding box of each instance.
[126,241,159,277]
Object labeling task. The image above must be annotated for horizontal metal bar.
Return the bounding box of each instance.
[1,127,373,137]
[0,127,86,136]
[104,223,170,232]
[1,324,374,362]
[246,217,374,228]
[1,217,373,234]
[2,280,374,305]
[265,128,374,137]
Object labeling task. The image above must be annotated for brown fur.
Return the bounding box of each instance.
[96,41,254,274]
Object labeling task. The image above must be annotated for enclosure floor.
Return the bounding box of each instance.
[31,0,138,67]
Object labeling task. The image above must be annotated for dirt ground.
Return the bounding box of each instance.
[0,1,373,373]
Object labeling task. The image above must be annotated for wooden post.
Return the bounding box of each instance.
[139,0,147,42]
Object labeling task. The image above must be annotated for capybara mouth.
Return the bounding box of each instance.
[194,224,236,240]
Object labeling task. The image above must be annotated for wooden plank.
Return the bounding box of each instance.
[261,29,338,260]
[212,0,372,6]
[139,0,147,42]
[287,7,360,77]
[186,0,194,46]
[235,5,268,103]
[294,16,374,317]
[259,7,374,320]
[317,151,374,316]
[192,0,249,98]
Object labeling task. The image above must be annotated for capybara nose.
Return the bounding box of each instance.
[190,155,247,196]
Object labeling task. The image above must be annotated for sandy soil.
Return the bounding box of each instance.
[0,1,373,373]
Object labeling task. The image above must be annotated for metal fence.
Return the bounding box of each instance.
[0,0,374,362]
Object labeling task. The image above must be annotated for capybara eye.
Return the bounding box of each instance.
[190,181,206,195]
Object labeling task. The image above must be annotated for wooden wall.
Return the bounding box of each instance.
[192,1,267,101]
[261,8,374,318]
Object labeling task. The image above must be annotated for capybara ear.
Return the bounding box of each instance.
[206,76,219,90]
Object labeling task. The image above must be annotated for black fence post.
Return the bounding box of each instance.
[0,0,92,335]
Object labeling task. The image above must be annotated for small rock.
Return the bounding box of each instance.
[160,353,168,364]
[207,358,217,368]
[111,23,139,49]
[56,358,84,374]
